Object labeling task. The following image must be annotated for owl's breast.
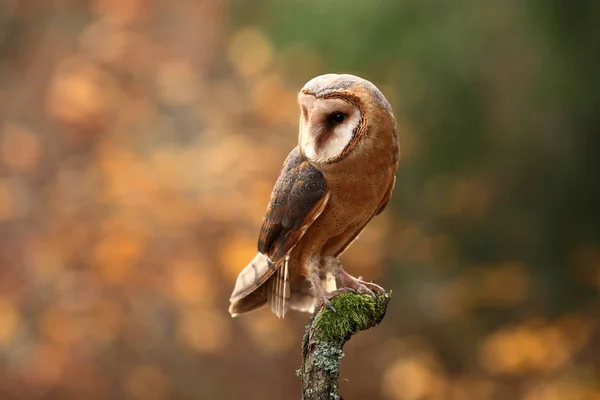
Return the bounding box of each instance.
[308,156,394,254]
[292,128,398,269]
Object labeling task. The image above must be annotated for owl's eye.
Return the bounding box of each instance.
[329,112,346,124]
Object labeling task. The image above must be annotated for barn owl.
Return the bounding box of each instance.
[229,73,400,318]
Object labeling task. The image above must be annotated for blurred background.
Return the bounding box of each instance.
[0,0,599,399]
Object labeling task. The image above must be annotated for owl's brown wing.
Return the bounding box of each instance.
[259,146,330,262]
[335,175,396,257]
[229,147,330,312]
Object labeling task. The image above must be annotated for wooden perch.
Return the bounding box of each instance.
[299,291,392,400]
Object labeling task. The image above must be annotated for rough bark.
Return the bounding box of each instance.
[300,291,392,400]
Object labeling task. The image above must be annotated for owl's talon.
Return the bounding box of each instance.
[361,280,384,294]
[361,287,377,301]
[333,267,385,299]
[317,296,337,313]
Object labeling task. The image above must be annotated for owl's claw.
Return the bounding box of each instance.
[360,287,377,301]
[317,294,337,313]
[334,268,384,301]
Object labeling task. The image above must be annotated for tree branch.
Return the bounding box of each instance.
[300,291,392,400]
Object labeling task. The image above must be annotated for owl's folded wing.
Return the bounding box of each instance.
[229,146,329,305]
[259,147,330,261]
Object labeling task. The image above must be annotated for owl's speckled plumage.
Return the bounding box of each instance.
[229,73,400,318]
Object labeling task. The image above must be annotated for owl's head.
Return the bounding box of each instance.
[297,73,397,164]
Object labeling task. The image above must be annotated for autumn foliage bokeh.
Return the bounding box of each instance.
[0,1,599,399]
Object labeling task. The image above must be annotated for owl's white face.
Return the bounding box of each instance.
[298,94,362,164]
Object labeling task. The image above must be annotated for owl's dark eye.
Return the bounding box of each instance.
[329,112,346,124]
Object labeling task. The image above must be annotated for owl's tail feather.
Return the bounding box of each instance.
[229,284,268,317]
[229,253,316,318]
[228,252,292,318]
[267,256,290,318]
[229,252,276,317]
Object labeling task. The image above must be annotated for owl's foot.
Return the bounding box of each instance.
[334,268,384,300]
[310,259,384,314]
[309,271,336,313]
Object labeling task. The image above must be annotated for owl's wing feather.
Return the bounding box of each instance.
[229,147,329,316]
[335,175,396,257]
[258,146,329,262]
